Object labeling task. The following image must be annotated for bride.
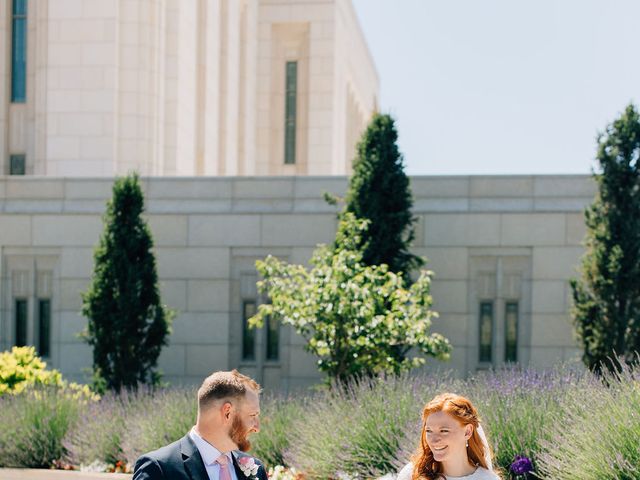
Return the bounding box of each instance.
[397,393,501,480]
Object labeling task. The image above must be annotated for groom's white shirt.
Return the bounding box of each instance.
[189,427,238,480]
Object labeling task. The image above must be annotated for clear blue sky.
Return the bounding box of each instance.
[351,0,640,175]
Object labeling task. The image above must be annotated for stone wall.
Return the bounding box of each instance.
[0,175,594,391]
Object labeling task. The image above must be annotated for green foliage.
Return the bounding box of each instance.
[0,346,97,401]
[82,173,173,392]
[0,388,83,467]
[0,346,63,395]
[251,212,451,383]
[257,114,434,385]
[571,103,640,372]
[344,113,423,276]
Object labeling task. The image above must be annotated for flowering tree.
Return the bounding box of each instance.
[250,213,451,383]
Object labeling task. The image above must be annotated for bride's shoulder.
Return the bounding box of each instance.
[397,462,414,480]
[474,467,500,479]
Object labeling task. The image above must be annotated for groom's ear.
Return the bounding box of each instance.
[221,400,233,420]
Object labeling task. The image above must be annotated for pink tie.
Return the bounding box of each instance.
[216,454,232,480]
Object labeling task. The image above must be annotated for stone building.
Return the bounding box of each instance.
[0,175,591,390]
[0,0,590,391]
[1,0,378,176]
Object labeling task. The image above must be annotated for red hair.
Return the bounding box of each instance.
[410,393,498,480]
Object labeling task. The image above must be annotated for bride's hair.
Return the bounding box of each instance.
[411,393,499,480]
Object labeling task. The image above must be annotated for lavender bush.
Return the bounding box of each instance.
[64,389,144,466]
[284,373,453,479]
[0,387,82,467]
[281,365,598,479]
[536,363,640,479]
[251,392,308,469]
[1,362,639,479]
[120,387,197,465]
[458,365,595,475]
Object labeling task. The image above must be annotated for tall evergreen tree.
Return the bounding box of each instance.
[344,113,423,276]
[82,174,172,392]
[571,104,640,372]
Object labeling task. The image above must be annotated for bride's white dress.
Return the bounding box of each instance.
[396,463,499,480]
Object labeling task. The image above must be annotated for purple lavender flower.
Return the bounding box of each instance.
[510,455,534,475]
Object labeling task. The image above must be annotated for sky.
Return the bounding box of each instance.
[351,0,640,175]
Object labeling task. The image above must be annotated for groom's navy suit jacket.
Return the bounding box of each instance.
[133,434,268,480]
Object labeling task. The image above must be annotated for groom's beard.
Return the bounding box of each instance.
[229,414,252,452]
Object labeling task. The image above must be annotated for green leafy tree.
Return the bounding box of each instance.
[343,113,423,276]
[250,212,451,383]
[82,174,172,392]
[571,104,640,372]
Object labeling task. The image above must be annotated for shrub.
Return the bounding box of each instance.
[251,393,308,469]
[64,390,142,467]
[459,365,594,475]
[3,363,640,478]
[0,346,98,467]
[252,213,450,385]
[121,387,196,464]
[285,374,451,479]
[0,346,97,401]
[0,387,83,467]
[0,346,63,395]
[536,363,640,479]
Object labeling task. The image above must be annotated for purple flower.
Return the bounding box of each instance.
[510,455,534,475]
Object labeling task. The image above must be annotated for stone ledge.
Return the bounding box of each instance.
[0,175,595,214]
[0,469,131,479]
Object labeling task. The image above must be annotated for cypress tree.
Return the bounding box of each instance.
[82,173,172,392]
[344,113,423,277]
[571,104,640,372]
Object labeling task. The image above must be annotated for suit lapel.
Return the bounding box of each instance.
[181,434,210,480]
[232,452,246,480]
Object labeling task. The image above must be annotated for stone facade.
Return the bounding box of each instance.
[0,175,593,391]
[1,0,378,177]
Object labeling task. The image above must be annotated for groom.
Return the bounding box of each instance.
[133,370,268,480]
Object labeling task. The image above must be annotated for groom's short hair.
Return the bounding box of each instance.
[197,369,261,411]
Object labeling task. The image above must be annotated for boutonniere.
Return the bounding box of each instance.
[237,456,260,479]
